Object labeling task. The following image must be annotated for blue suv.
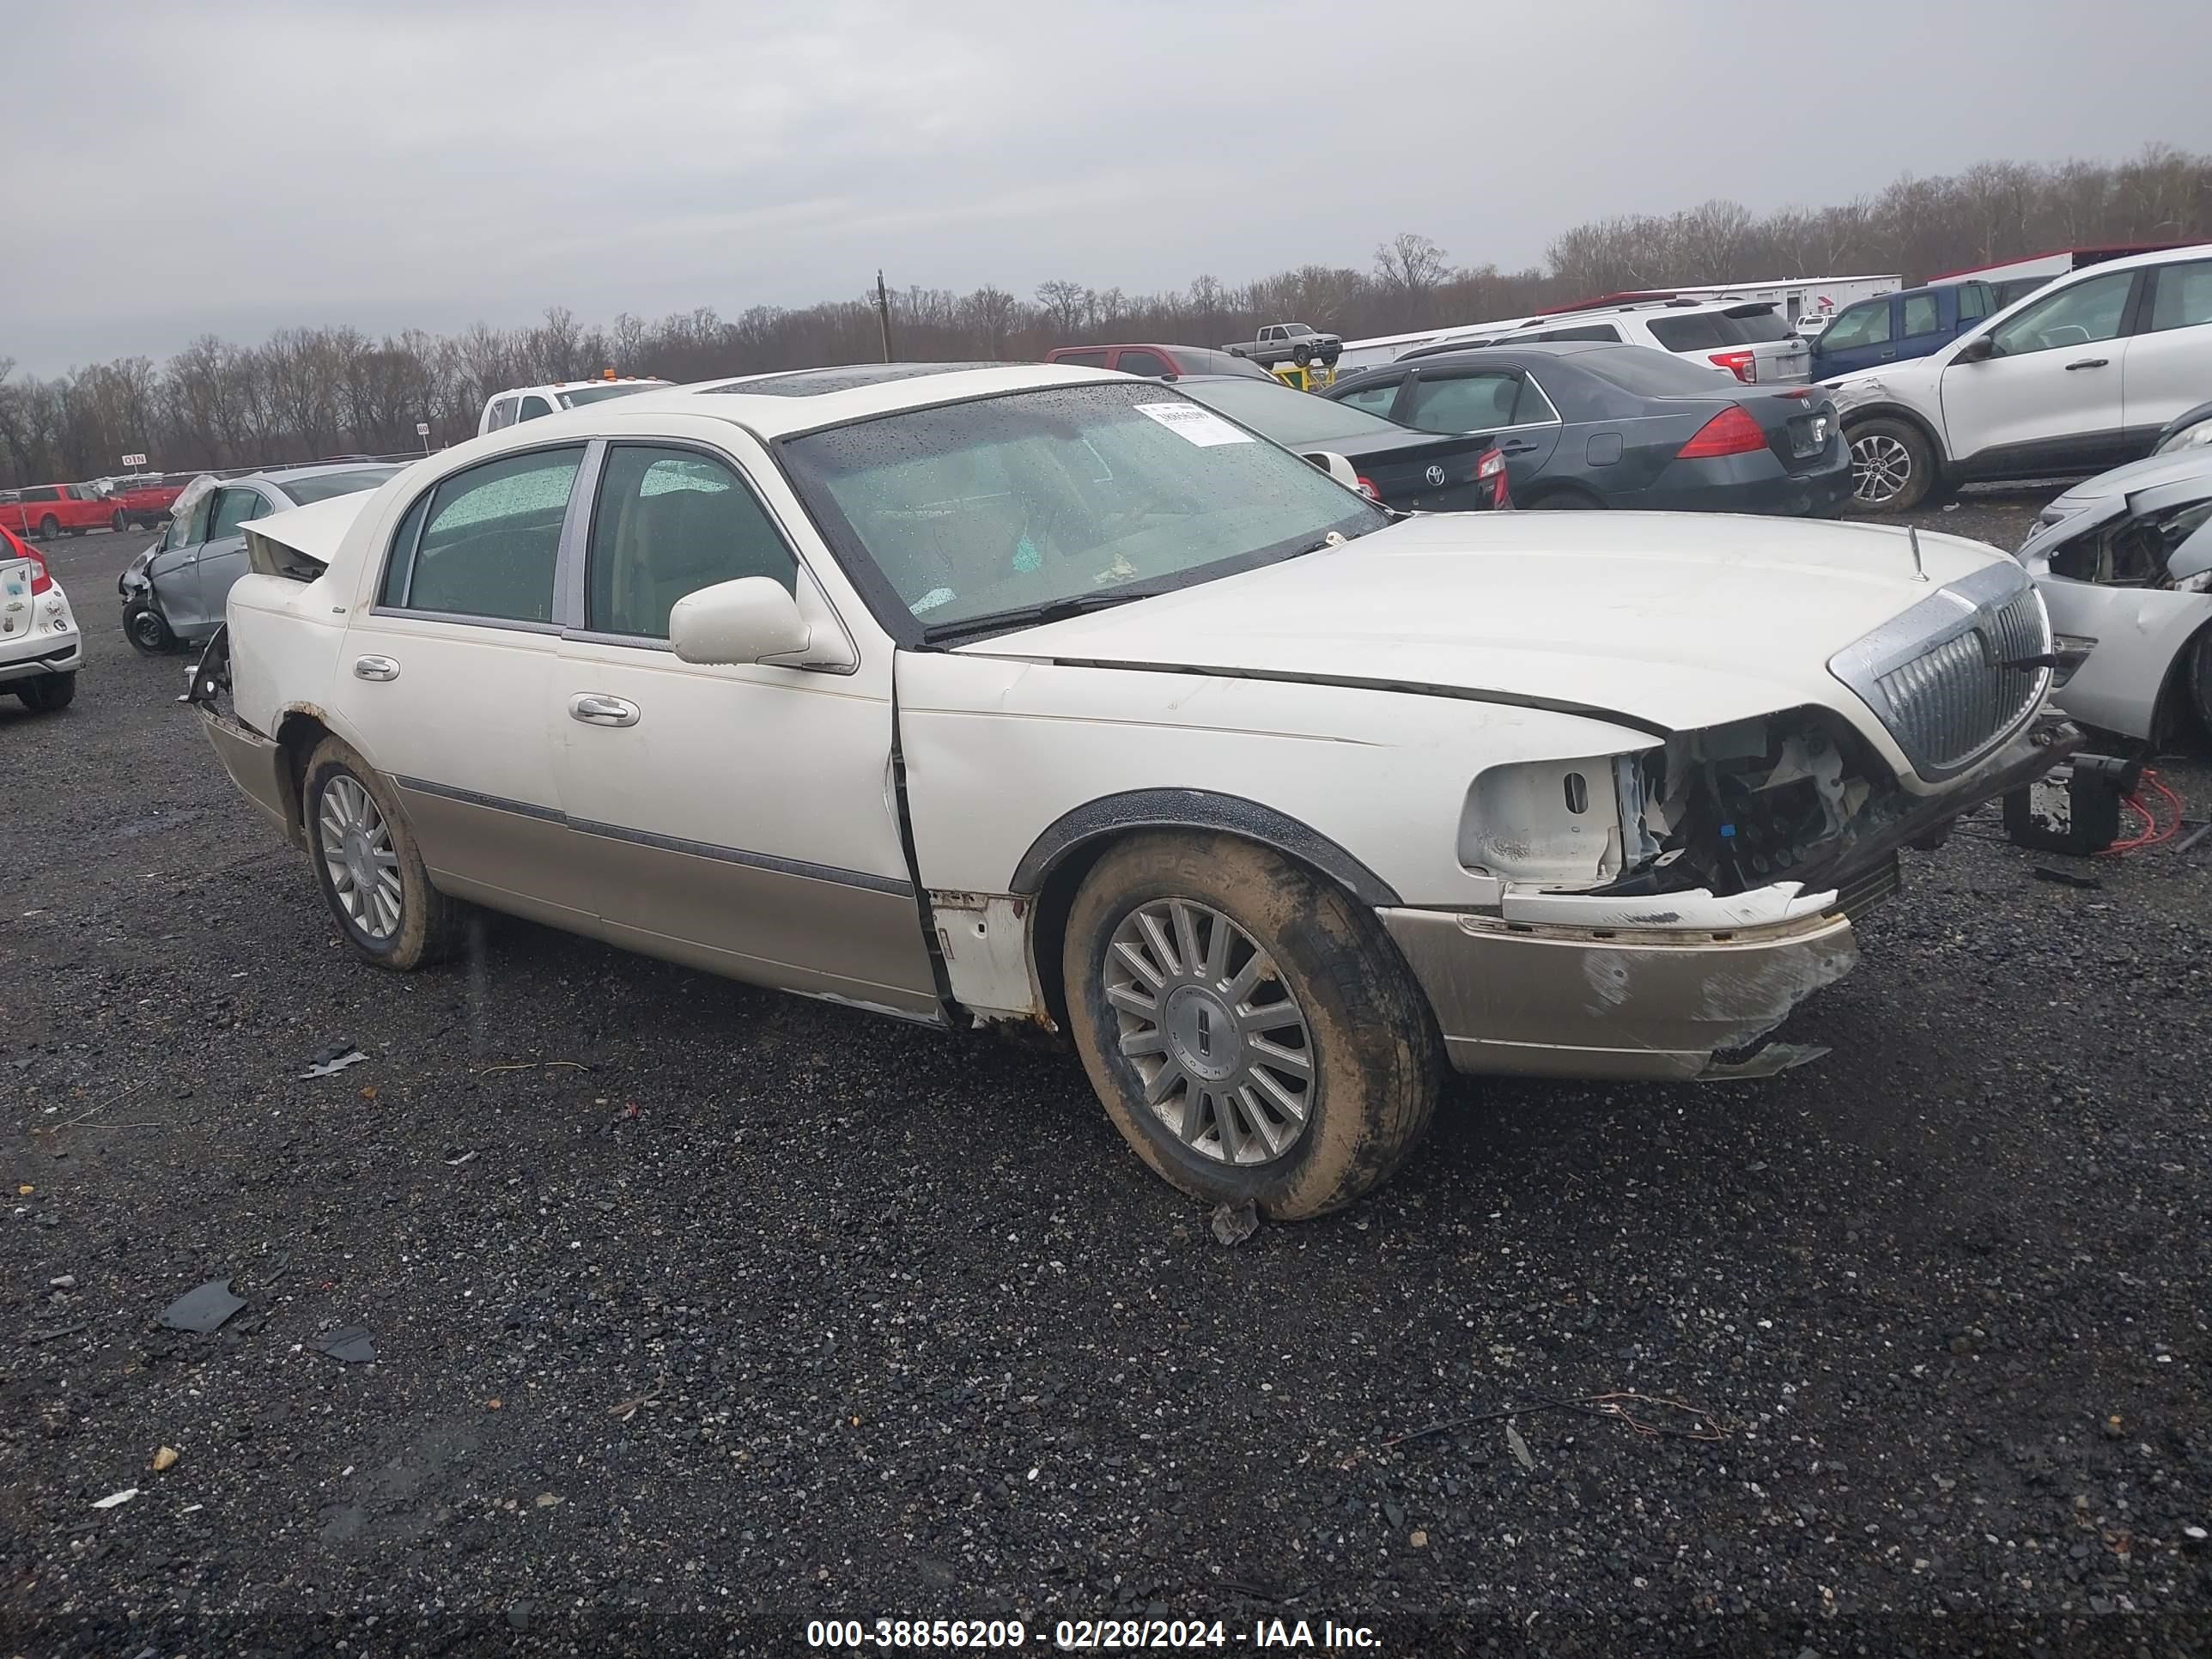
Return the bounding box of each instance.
[1811,282,1996,380]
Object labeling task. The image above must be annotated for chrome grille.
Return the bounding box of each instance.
[1829,565,2051,781]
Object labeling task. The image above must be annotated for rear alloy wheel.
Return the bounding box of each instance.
[304,737,461,970]
[1846,417,1935,514]
[125,602,176,655]
[1064,831,1442,1219]
[15,672,77,712]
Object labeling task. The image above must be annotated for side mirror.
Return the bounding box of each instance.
[1303,450,1364,493]
[1954,335,1996,365]
[670,576,811,665]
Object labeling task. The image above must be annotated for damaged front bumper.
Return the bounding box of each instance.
[1383,901,1860,1081]
[1388,715,2080,1083]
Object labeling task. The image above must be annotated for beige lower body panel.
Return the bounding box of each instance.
[1380,905,1860,1082]
[403,783,940,1021]
[199,710,301,848]
[575,834,941,1020]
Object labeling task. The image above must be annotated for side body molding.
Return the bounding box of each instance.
[1011,787,1404,908]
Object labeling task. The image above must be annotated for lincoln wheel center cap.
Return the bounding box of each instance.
[1163,983,1238,1083]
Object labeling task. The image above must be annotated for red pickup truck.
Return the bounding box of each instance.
[106,478,186,530]
[1,483,118,540]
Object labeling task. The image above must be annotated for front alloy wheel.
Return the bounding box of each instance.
[1064,831,1442,1219]
[1845,417,1935,513]
[1105,896,1316,1166]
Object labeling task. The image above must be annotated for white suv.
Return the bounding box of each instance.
[1480,299,1813,386]
[1828,243,2212,513]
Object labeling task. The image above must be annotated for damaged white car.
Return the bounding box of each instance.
[2018,447,2212,741]
[189,363,2071,1218]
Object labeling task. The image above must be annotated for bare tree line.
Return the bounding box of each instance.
[3,145,2209,488]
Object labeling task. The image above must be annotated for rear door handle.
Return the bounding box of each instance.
[353,655,399,682]
[1498,440,1541,455]
[2064,357,2110,370]
[568,692,640,728]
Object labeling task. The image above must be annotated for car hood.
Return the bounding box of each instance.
[954,511,2008,735]
[2043,447,2212,508]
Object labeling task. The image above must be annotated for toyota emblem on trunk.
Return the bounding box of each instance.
[1424,464,1447,487]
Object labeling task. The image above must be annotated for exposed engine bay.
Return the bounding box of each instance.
[2045,497,2212,589]
[1599,708,1899,897]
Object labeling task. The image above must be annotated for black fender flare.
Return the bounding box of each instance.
[1010,788,1403,908]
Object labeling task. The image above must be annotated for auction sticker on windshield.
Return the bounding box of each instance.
[1133,402,1254,447]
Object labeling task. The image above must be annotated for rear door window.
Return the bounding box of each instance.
[1901,293,1942,337]
[1958,283,1993,320]
[518,394,554,422]
[1402,371,1524,433]
[1054,349,1110,368]
[1522,324,1621,344]
[385,447,582,623]
[2148,259,2212,333]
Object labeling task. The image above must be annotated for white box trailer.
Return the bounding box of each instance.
[1923,244,2193,308]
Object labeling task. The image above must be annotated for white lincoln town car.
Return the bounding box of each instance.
[190,362,2070,1218]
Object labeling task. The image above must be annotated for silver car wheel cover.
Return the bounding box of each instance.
[1851,431,1913,503]
[1104,896,1316,1167]
[318,774,404,941]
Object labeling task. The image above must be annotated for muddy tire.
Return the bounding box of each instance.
[37,515,59,541]
[303,736,462,970]
[111,508,128,532]
[15,672,76,712]
[1063,831,1442,1219]
[2187,624,2212,738]
[1845,416,1936,514]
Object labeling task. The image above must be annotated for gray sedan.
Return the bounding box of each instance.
[118,462,401,653]
[1323,341,1851,517]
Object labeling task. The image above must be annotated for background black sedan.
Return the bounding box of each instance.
[1172,374,1506,512]
[1322,341,1850,515]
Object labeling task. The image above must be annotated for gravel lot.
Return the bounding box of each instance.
[5,501,2210,1657]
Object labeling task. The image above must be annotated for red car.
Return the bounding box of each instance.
[1,483,116,540]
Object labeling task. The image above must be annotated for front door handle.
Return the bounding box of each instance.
[353,655,399,682]
[568,692,640,728]
[2064,357,2110,371]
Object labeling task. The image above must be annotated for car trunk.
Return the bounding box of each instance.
[1330,430,1501,511]
[1747,392,1842,474]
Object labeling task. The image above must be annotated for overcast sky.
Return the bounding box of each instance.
[8,0,2210,374]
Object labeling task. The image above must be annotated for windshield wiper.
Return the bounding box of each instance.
[920,587,1156,644]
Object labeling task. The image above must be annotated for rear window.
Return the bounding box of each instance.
[1519,323,1620,344]
[558,381,671,408]
[1176,377,1409,447]
[1577,346,1741,398]
[1720,308,1793,343]
[279,467,399,506]
[1646,314,1727,351]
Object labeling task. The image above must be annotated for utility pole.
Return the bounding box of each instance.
[876,270,896,362]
